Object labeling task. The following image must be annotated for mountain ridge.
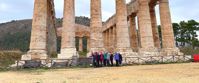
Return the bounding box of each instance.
[0,16,90,51]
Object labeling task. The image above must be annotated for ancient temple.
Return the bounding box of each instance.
[21,0,182,60]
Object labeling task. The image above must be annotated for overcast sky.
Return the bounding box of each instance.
[0,0,199,38]
[0,0,199,23]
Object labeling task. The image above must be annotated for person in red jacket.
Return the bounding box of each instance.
[99,52,104,67]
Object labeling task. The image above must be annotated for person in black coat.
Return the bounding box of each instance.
[96,52,100,67]
[110,53,114,66]
[91,52,96,67]
[119,53,123,65]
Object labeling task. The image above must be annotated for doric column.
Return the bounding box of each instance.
[87,37,90,51]
[108,28,112,51]
[79,37,83,52]
[106,30,109,48]
[159,0,175,48]
[110,27,113,49]
[137,17,141,48]
[59,0,77,59]
[137,0,155,50]
[90,0,104,51]
[115,0,132,52]
[129,15,138,51]
[24,0,48,60]
[47,0,57,57]
[150,6,160,48]
[106,29,110,49]
[159,0,181,55]
[112,25,117,49]
[104,31,107,49]
[103,32,105,48]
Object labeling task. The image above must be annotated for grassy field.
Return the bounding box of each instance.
[0,63,198,83]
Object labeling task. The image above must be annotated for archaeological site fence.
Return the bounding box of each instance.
[123,55,192,65]
[14,55,192,69]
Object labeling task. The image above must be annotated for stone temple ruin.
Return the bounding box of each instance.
[21,0,183,62]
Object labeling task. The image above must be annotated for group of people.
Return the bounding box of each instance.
[91,51,123,67]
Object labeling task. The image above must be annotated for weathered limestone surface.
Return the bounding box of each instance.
[108,28,113,51]
[159,0,182,55]
[159,0,175,48]
[103,32,106,48]
[115,0,135,56]
[137,0,159,56]
[21,0,183,62]
[150,7,160,48]
[57,24,91,51]
[138,0,154,49]
[22,0,49,60]
[115,0,130,48]
[110,28,114,50]
[59,0,78,59]
[112,26,117,49]
[56,24,90,37]
[107,29,110,50]
[90,0,104,52]
[129,15,138,51]
[105,31,108,48]
[101,0,182,56]
[29,0,48,51]
[87,37,90,51]
[79,37,83,51]
[103,0,139,31]
[47,0,57,56]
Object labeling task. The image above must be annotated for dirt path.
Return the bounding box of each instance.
[0,63,199,83]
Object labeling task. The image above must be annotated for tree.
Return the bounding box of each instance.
[172,20,199,48]
[172,23,181,46]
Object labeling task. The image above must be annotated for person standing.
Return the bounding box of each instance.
[91,52,96,67]
[99,52,104,67]
[119,53,123,65]
[106,52,110,66]
[114,52,120,66]
[110,52,114,66]
[103,52,108,66]
[96,52,100,67]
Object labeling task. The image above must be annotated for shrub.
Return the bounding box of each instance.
[78,51,88,58]
[50,52,58,58]
[0,51,23,69]
[180,47,199,55]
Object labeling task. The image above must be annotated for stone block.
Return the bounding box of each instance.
[23,60,41,68]
[59,48,78,59]
[52,61,69,67]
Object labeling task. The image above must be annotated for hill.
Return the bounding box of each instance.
[0,16,90,52]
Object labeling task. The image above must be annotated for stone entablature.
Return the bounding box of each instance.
[103,0,139,32]
[56,24,90,38]
[57,24,90,52]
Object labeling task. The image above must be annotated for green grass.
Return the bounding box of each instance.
[78,51,88,57]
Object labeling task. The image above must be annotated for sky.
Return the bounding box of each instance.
[0,0,199,38]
